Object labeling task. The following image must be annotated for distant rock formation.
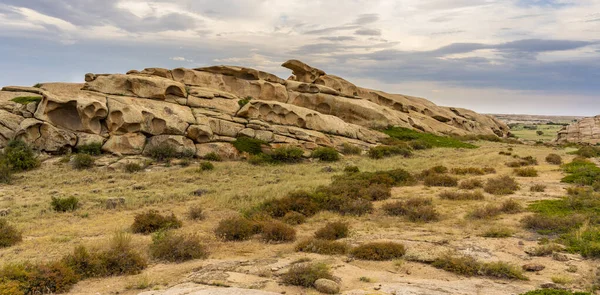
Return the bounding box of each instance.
[556,115,600,144]
[0,60,509,157]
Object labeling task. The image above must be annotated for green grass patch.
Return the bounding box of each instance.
[383,127,477,149]
[10,96,42,104]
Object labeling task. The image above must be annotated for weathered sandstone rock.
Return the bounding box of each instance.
[143,135,196,156]
[282,59,325,83]
[102,133,146,155]
[556,116,600,144]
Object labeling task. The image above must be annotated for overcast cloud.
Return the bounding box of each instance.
[0,0,598,116]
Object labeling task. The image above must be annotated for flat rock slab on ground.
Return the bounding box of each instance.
[139,285,280,295]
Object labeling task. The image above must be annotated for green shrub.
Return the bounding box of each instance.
[514,167,538,177]
[248,153,272,165]
[232,137,266,155]
[383,198,434,217]
[468,200,522,219]
[424,174,458,187]
[336,198,374,216]
[270,146,304,163]
[238,96,252,107]
[124,162,143,173]
[146,144,177,161]
[10,96,42,104]
[149,231,208,262]
[451,167,488,175]
[344,165,360,173]
[215,217,257,241]
[562,226,600,258]
[314,222,349,240]
[368,145,412,159]
[408,139,433,150]
[51,196,79,212]
[131,210,182,234]
[203,152,222,161]
[26,261,79,294]
[458,178,484,190]
[527,243,563,257]
[260,220,296,243]
[484,176,519,195]
[199,161,214,171]
[76,142,103,155]
[295,238,349,255]
[546,154,563,165]
[187,206,204,220]
[521,214,584,234]
[311,147,340,162]
[383,127,477,149]
[575,146,600,158]
[341,143,362,155]
[439,190,484,201]
[280,263,334,287]
[281,211,306,225]
[0,164,12,184]
[71,153,94,170]
[1,140,38,172]
[257,191,322,218]
[0,219,22,248]
[351,242,406,261]
[530,184,547,192]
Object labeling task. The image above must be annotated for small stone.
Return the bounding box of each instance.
[522,263,545,272]
[193,189,209,196]
[540,283,561,290]
[132,185,146,191]
[321,166,335,173]
[314,278,340,294]
[374,285,382,290]
[552,253,569,262]
[518,241,525,246]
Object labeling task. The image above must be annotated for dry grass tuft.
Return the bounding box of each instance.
[351,242,406,261]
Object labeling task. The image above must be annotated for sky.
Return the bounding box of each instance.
[0,0,599,116]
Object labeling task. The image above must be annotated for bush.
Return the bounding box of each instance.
[368,145,412,159]
[424,174,458,187]
[280,263,334,287]
[187,206,204,220]
[146,144,177,161]
[439,190,484,201]
[232,137,267,155]
[149,231,208,262]
[295,238,349,255]
[336,198,374,216]
[10,96,42,104]
[468,200,522,219]
[247,153,272,165]
[341,143,362,155]
[199,161,214,171]
[351,242,406,261]
[257,191,322,218]
[51,196,79,212]
[203,152,222,162]
[481,227,513,238]
[0,164,12,184]
[238,96,252,107]
[76,142,103,155]
[314,222,349,240]
[527,243,563,257]
[1,140,39,172]
[26,261,79,294]
[344,165,360,173]
[270,146,304,163]
[432,254,527,280]
[575,146,600,158]
[451,167,487,175]
[131,210,182,234]
[514,167,538,177]
[0,219,22,248]
[484,176,519,195]
[530,184,547,192]
[124,162,143,173]
[71,153,94,170]
[383,127,477,149]
[546,154,563,165]
[311,147,340,162]
[520,290,591,295]
[260,220,296,243]
[281,211,306,225]
[408,140,433,150]
[215,216,257,241]
[521,214,584,234]
[458,178,484,190]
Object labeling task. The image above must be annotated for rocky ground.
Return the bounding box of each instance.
[1,141,598,295]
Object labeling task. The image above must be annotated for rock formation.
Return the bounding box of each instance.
[0,60,509,157]
[556,115,600,144]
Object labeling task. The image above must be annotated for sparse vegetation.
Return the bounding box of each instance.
[314,222,349,240]
[574,146,600,158]
[149,231,208,262]
[203,152,222,162]
[546,153,563,165]
[451,167,495,175]
[238,96,252,107]
[432,254,527,280]
[199,161,215,171]
[344,165,360,173]
[281,211,306,225]
[484,175,519,195]
[341,143,362,155]
[368,145,412,159]
[0,139,39,172]
[131,210,182,234]
[530,184,547,192]
[481,227,513,238]
[520,289,590,295]
[459,178,484,190]
[468,199,522,219]
[232,137,267,155]
[187,206,204,220]
[124,162,143,173]
[383,198,440,222]
[260,220,296,243]
[383,127,477,149]
[51,196,79,212]
[0,219,22,248]
[311,147,340,162]
[424,174,458,187]
[215,216,257,241]
[269,146,304,163]
[351,242,406,261]
[281,263,334,287]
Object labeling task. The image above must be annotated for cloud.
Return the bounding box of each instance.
[319,36,356,42]
[355,28,381,36]
[354,13,379,25]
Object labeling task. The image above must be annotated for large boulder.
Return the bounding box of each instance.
[195,65,286,84]
[102,133,146,155]
[195,142,240,160]
[83,74,187,102]
[15,119,77,153]
[144,135,196,155]
[282,60,325,83]
[556,116,600,144]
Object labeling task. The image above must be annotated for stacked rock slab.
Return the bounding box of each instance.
[0,60,509,157]
[556,116,600,144]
